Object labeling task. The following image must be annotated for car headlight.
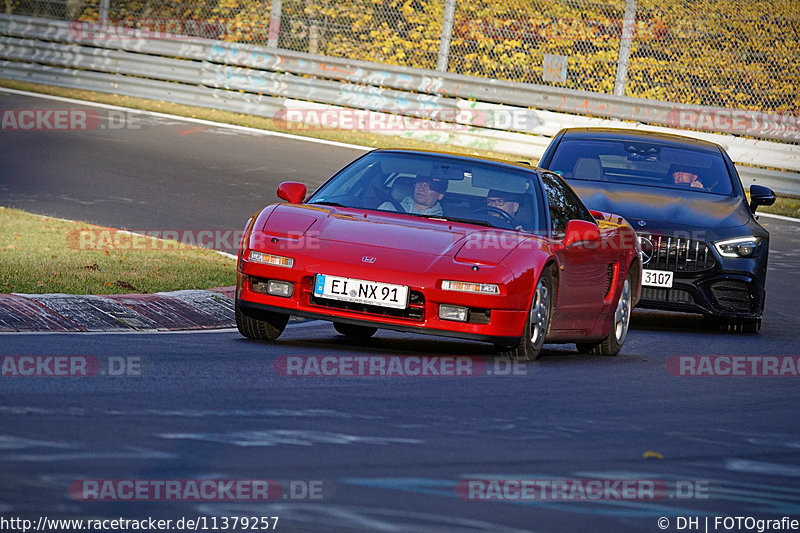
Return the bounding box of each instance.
[441,280,500,294]
[714,237,762,258]
[248,251,294,267]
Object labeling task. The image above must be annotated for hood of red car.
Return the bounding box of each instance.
[261,204,533,264]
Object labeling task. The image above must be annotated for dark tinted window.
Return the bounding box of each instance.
[547,139,733,195]
[541,172,594,238]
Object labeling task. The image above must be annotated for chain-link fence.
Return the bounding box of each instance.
[5,0,799,115]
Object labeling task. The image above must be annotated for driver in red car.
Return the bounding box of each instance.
[380,176,447,215]
[486,189,524,230]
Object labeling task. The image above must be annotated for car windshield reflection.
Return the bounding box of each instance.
[307,151,543,232]
[547,139,734,195]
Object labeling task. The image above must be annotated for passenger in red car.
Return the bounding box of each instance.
[380,176,446,215]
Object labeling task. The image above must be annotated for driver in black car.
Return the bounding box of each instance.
[486,189,524,230]
[672,169,704,189]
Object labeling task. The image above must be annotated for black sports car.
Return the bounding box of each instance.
[539,128,776,332]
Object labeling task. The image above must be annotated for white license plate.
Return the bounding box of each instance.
[643,269,674,288]
[313,274,409,309]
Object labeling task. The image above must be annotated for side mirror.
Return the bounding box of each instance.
[277,182,307,204]
[563,219,601,247]
[749,184,775,212]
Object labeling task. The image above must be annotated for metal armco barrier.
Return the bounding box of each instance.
[1,14,798,195]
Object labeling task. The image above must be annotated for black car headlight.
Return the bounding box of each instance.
[714,236,762,258]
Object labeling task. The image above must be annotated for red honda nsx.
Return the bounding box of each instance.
[236,150,642,359]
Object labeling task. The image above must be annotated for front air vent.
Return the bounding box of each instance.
[709,280,752,313]
[310,290,425,321]
[605,264,615,297]
[640,287,694,305]
[638,233,716,272]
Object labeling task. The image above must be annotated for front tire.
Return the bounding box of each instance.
[577,272,632,356]
[235,298,289,341]
[499,267,554,361]
[333,322,378,338]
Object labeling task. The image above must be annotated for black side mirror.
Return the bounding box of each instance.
[749,185,776,213]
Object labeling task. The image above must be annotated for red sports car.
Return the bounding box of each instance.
[236,150,642,359]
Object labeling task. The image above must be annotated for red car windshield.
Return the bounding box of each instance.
[547,139,734,195]
[307,152,544,232]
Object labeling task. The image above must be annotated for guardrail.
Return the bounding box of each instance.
[1,14,798,195]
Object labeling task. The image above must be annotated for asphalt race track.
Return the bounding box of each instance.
[2,91,800,532]
[0,91,363,231]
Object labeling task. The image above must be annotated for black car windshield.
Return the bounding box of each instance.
[307,152,543,232]
[547,139,734,195]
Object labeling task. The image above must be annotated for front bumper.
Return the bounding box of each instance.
[635,230,767,320]
[238,297,521,345]
[237,262,529,345]
[638,272,764,320]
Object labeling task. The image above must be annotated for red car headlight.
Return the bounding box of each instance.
[441,280,500,295]
[248,251,294,268]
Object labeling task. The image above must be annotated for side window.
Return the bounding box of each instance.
[541,172,593,238]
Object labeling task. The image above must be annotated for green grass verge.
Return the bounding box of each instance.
[0,206,235,294]
[759,196,800,219]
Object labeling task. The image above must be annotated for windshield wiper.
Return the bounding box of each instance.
[413,213,496,228]
[312,206,503,229]
[309,201,347,208]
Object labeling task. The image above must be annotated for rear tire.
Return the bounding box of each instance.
[499,267,554,361]
[235,298,289,341]
[333,322,378,338]
[576,271,632,356]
